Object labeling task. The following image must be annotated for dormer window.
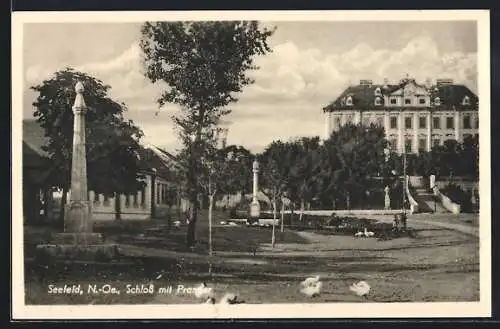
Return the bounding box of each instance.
[434,97,441,106]
[374,87,382,96]
[462,96,470,105]
[345,96,353,106]
[374,96,382,106]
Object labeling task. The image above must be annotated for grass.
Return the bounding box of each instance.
[23,211,479,304]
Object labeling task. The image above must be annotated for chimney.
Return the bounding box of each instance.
[359,79,373,86]
[436,78,453,87]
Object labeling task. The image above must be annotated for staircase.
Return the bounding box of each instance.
[413,188,449,213]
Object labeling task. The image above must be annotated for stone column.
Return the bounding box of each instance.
[250,159,260,219]
[354,111,361,124]
[383,111,390,137]
[397,112,404,153]
[426,111,432,151]
[412,112,418,153]
[324,111,332,140]
[144,175,152,212]
[63,81,93,233]
[454,111,461,142]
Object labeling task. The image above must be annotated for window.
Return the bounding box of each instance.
[419,117,426,129]
[418,139,426,151]
[462,96,470,105]
[405,117,412,129]
[335,117,341,128]
[446,117,454,129]
[419,98,426,105]
[433,139,441,147]
[390,116,398,129]
[463,115,471,129]
[375,97,382,105]
[374,87,381,96]
[363,117,371,126]
[390,98,397,105]
[345,96,353,106]
[390,139,397,151]
[433,117,441,129]
[376,117,384,127]
[434,97,441,105]
[405,98,412,105]
[405,139,412,153]
[475,117,479,129]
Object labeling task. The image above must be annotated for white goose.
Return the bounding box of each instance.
[300,275,322,297]
[364,227,375,237]
[354,231,364,237]
[349,281,371,297]
[219,292,245,304]
[194,282,214,300]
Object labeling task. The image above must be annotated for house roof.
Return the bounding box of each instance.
[22,119,176,181]
[323,78,478,112]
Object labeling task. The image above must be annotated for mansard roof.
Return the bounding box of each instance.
[323,78,478,113]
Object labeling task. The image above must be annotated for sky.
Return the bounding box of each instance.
[22,20,478,154]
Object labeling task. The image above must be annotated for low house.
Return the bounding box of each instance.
[22,119,186,222]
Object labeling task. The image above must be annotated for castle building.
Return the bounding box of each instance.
[322,77,479,153]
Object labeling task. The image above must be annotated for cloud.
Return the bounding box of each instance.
[24,34,478,153]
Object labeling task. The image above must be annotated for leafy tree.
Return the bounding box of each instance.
[140,21,274,247]
[221,145,254,208]
[319,123,388,209]
[30,68,145,221]
[287,136,321,224]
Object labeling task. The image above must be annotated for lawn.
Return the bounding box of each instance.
[23,211,479,305]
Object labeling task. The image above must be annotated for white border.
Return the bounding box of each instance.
[11,10,491,319]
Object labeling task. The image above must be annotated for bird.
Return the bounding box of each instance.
[173,221,181,227]
[364,227,375,237]
[204,296,216,304]
[194,282,214,300]
[220,221,228,225]
[218,293,245,304]
[354,231,364,237]
[349,281,371,297]
[300,275,320,288]
[155,273,163,280]
[228,222,238,226]
[300,281,323,297]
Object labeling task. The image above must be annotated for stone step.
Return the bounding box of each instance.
[50,232,104,245]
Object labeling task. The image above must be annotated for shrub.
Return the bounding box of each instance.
[441,184,473,213]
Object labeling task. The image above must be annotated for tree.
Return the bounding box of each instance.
[221,145,254,209]
[30,68,145,222]
[140,21,274,247]
[287,137,321,224]
[317,123,388,209]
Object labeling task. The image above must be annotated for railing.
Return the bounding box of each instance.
[405,176,419,214]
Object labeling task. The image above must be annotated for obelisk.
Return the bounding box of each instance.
[63,81,93,234]
[249,158,260,220]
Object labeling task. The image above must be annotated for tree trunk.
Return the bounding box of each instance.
[346,192,351,210]
[299,198,305,222]
[60,186,68,229]
[208,194,214,274]
[290,205,295,228]
[271,197,277,248]
[280,201,285,233]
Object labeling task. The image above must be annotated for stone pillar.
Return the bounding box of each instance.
[384,186,391,210]
[354,111,361,124]
[426,111,432,151]
[383,111,390,137]
[430,175,436,190]
[454,111,461,142]
[144,175,152,212]
[397,112,404,153]
[324,111,332,140]
[63,81,93,233]
[412,112,418,153]
[250,159,260,219]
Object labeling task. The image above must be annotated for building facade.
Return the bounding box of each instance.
[322,77,479,153]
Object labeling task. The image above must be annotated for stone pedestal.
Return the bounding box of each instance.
[64,201,93,233]
[249,159,261,221]
[384,186,391,210]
